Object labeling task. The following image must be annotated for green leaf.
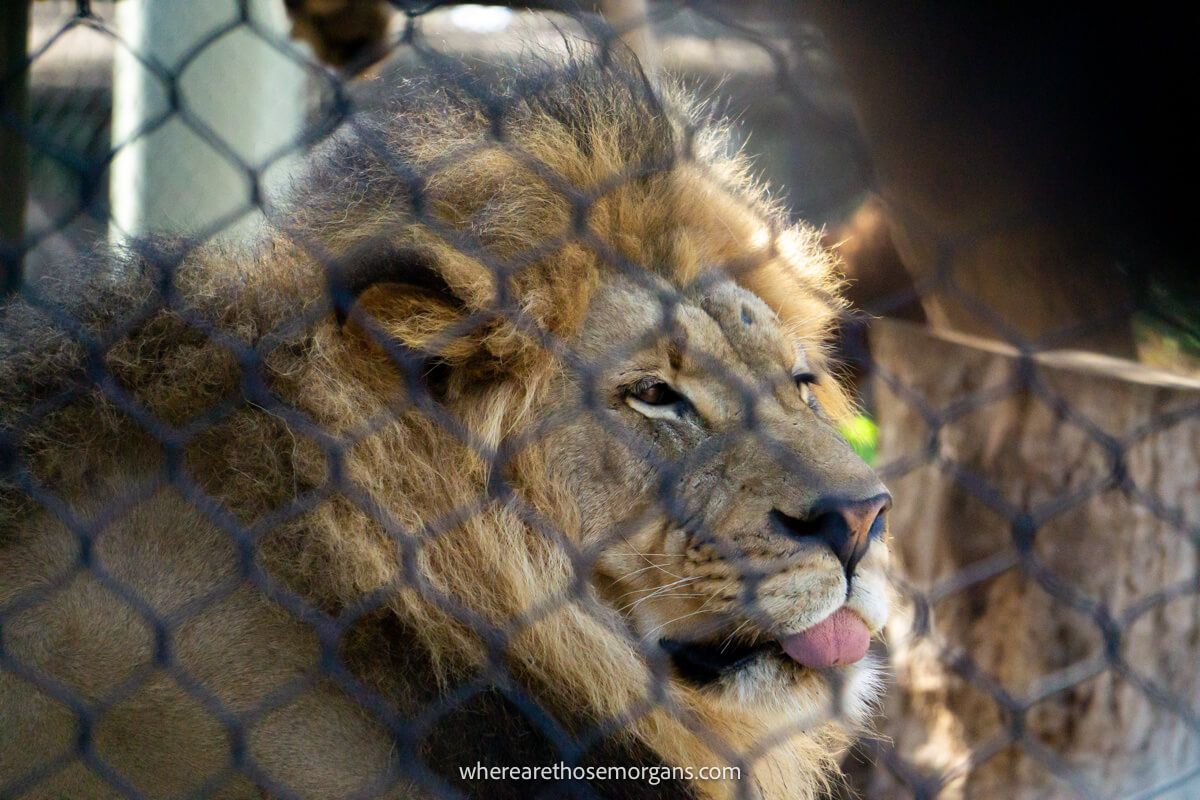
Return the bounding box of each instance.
[840,414,879,465]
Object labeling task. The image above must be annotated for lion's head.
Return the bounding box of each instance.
[274,47,892,798]
[564,272,891,706]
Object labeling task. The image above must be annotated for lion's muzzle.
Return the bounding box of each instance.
[770,491,891,580]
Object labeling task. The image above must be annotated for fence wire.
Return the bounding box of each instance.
[1,2,1197,800]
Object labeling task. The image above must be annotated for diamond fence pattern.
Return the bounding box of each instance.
[1,2,1197,800]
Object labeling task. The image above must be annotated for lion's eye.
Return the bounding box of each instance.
[632,381,680,405]
[626,380,690,420]
[793,371,819,408]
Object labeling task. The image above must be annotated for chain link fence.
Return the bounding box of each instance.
[2,2,1197,799]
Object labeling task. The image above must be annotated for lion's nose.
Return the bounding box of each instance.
[771,492,891,579]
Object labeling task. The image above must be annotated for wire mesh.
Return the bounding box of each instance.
[1,2,1197,799]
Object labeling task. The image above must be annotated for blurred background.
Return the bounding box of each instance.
[2,2,1198,798]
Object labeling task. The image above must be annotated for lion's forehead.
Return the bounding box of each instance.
[692,284,801,374]
[580,278,806,379]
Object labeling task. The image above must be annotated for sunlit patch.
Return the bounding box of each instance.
[447,5,513,33]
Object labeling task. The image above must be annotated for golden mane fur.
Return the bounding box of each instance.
[0,49,879,800]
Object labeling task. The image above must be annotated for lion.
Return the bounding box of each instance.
[0,48,891,800]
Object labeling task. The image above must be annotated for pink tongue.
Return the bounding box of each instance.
[780,608,870,669]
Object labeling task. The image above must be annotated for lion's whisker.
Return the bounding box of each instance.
[615,575,695,600]
[620,583,702,612]
[620,537,686,581]
[619,577,703,611]
[719,619,755,653]
[615,561,679,581]
[643,608,713,640]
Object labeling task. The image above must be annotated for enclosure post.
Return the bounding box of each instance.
[0,0,30,294]
[109,0,309,243]
[599,0,656,72]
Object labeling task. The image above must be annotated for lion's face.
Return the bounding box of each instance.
[548,274,890,722]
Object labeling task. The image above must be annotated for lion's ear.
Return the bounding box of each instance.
[327,239,462,326]
[329,239,482,401]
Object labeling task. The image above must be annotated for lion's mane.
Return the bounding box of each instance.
[0,50,853,799]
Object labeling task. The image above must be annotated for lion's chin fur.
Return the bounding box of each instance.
[647,655,883,799]
[0,47,878,800]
